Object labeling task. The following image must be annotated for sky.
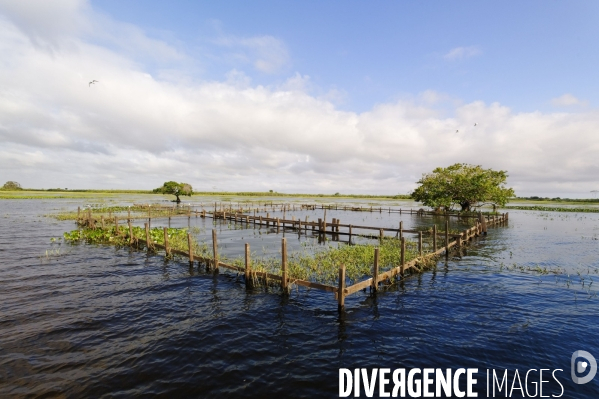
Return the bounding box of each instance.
[0,0,598,197]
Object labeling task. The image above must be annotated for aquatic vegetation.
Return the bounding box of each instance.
[228,237,425,286]
[63,226,209,258]
[63,225,437,286]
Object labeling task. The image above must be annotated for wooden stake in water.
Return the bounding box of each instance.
[445,220,450,257]
[245,243,251,285]
[338,264,346,311]
[163,227,170,256]
[145,222,150,249]
[187,232,194,264]
[212,229,218,272]
[372,247,380,291]
[401,237,405,271]
[128,219,133,245]
[418,231,423,256]
[281,238,288,293]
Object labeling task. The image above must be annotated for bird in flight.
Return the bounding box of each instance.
[455,129,459,133]
[89,80,98,87]
[474,123,478,127]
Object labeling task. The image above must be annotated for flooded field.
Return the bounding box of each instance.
[1,195,599,397]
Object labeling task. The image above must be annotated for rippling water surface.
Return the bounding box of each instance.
[1,197,599,398]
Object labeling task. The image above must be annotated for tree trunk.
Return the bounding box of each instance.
[175,195,181,203]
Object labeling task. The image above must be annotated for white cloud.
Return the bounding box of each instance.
[551,93,587,107]
[444,46,481,61]
[0,4,597,197]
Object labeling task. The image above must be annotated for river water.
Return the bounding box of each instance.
[1,196,598,398]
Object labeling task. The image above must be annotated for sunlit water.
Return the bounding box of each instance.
[1,197,599,398]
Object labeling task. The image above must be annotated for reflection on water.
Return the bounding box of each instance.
[1,197,598,397]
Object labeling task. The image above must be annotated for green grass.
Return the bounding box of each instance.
[503,205,599,213]
[1,189,411,200]
[64,226,210,258]
[63,226,437,286]
[226,236,434,285]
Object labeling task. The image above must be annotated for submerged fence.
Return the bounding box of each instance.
[74,203,508,310]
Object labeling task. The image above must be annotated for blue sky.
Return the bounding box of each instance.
[93,1,599,113]
[0,1,598,196]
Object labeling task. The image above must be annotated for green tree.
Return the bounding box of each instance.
[2,181,22,190]
[153,181,193,203]
[411,164,515,212]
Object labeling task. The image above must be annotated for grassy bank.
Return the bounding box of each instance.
[1,189,410,200]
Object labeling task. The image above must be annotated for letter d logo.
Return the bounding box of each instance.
[571,350,597,384]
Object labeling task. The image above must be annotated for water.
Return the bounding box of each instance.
[1,197,599,398]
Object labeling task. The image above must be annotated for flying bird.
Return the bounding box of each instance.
[89,80,98,87]
[455,129,459,133]
[474,123,478,126]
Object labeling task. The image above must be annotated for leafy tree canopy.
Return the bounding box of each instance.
[153,181,193,203]
[2,181,22,190]
[411,164,515,212]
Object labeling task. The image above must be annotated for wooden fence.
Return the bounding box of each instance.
[75,204,508,310]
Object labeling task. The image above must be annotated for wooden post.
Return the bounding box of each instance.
[481,214,487,235]
[245,243,251,285]
[128,219,133,244]
[399,221,403,240]
[187,233,194,264]
[457,233,462,248]
[101,216,105,229]
[128,207,131,220]
[372,248,380,291]
[163,227,170,256]
[281,238,288,293]
[266,213,270,227]
[379,228,384,242]
[338,264,346,311]
[433,225,437,251]
[277,218,280,233]
[418,231,423,256]
[145,223,150,249]
[349,224,352,242]
[77,206,80,220]
[445,220,449,257]
[212,229,218,272]
[401,236,405,271]
[318,218,322,235]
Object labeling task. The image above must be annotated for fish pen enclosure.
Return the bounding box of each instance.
[66,202,508,310]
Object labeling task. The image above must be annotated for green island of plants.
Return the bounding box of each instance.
[64,226,433,286]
